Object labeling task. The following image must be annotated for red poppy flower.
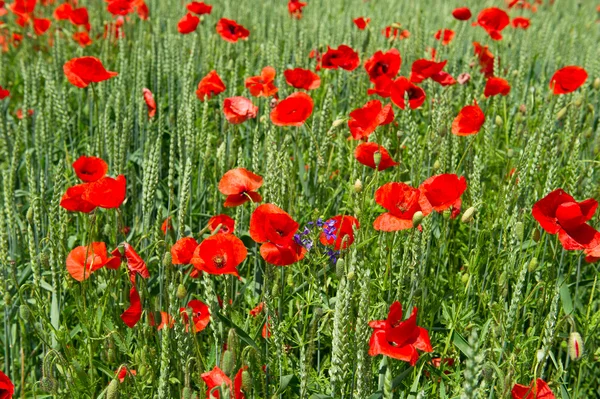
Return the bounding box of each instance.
[60,184,96,213]
[512,17,530,29]
[33,18,51,35]
[201,367,232,398]
[452,7,471,20]
[284,68,320,90]
[171,237,199,264]
[82,175,127,209]
[532,189,600,250]
[473,42,495,77]
[451,101,485,136]
[178,12,199,34]
[233,366,247,399]
[218,167,263,207]
[418,174,467,217]
[262,319,272,339]
[511,378,555,399]
[368,301,433,365]
[223,96,258,124]
[53,3,72,20]
[161,217,172,234]
[180,299,210,333]
[476,8,510,40]
[584,243,600,263]
[321,45,360,71]
[390,77,426,110]
[249,302,264,317]
[409,59,447,83]
[245,66,278,97]
[484,77,511,97]
[364,49,401,82]
[382,25,410,40]
[116,366,137,383]
[355,142,398,171]
[8,0,35,15]
[142,88,156,118]
[0,86,9,100]
[367,76,394,98]
[120,286,142,328]
[72,156,108,182]
[288,0,306,19]
[191,234,247,278]
[216,18,249,42]
[63,57,118,88]
[374,182,423,231]
[69,7,90,30]
[0,370,14,399]
[157,311,175,331]
[434,29,454,45]
[431,71,456,86]
[270,92,314,126]
[348,100,394,140]
[549,66,588,95]
[353,16,370,30]
[249,204,306,266]
[187,1,211,15]
[196,70,226,101]
[319,215,360,250]
[208,214,235,234]
[136,1,148,20]
[73,31,92,47]
[66,242,120,281]
[107,0,134,16]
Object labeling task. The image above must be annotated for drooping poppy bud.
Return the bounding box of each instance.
[568,332,583,361]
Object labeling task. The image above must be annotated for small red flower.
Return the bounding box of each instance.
[107,0,134,16]
[66,242,120,281]
[171,237,199,264]
[451,101,485,136]
[161,217,172,234]
[418,174,467,217]
[69,7,90,30]
[143,88,156,118]
[284,68,320,90]
[473,42,495,77]
[364,49,401,82]
[368,301,433,365]
[63,57,118,88]
[353,16,370,30]
[348,100,394,140]
[72,156,108,182]
[288,0,307,19]
[549,66,588,95]
[0,369,15,399]
[178,12,199,34]
[319,215,360,250]
[121,286,142,328]
[484,77,511,97]
[223,97,258,124]
[374,182,423,231]
[115,366,137,383]
[434,29,454,45]
[0,86,9,100]
[53,3,72,20]
[33,18,51,35]
[245,66,278,97]
[452,7,471,20]
[73,31,92,47]
[511,378,555,399]
[201,367,232,398]
[409,59,447,83]
[390,77,426,110]
[208,214,235,234]
[157,311,175,331]
[512,17,530,29]
[180,299,210,333]
[476,7,510,40]
[321,45,360,71]
[382,25,410,40]
[191,234,247,278]
[218,167,263,207]
[187,1,212,15]
[249,302,264,317]
[270,92,314,127]
[355,142,398,171]
[216,18,249,42]
[196,70,226,101]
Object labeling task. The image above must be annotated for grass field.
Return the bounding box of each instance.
[0,0,599,398]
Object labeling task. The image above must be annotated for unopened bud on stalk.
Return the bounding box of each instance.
[27,207,34,223]
[107,379,119,399]
[461,207,475,223]
[443,209,451,219]
[556,106,568,120]
[527,257,538,273]
[461,273,469,284]
[536,349,545,363]
[412,211,424,228]
[433,160,441,171]
[241,369,252,391]
[353,179,363,193]
[347,271,355,281]
[331,118,345,129]
[222,350,235,376]
[176,284,187,299]
[39,376,56,393]
[532,228,541,242]
[507,148,514,158]
[574,96,583,107]
[19,304,30,320]
[373,151,382,167]
[495,115,503,126]
[593,77,600,90]
[227,328,238,357]
[568,332,584,361]
[335,258,345,280]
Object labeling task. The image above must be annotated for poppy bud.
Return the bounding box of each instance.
[443,209,451,219]
[162,252,172,267]
[574,96,583,107]
[556,106,568,120]
[495,115,503,126]
[269,98,278,109]
[3,292,11,306]
[107,379,119,399]
[331,118,345,129]
[103,223,112,237]
[227,328,238,357]
[347,271,355,281]
[515,222,524,241]
[511,70,518,77]
[461,207,476,223]
[507,148,514,158]
[335,258,345,279]
[532,228,541,242]
[241,369,252,391]
[19,304,30,320]
[568,332,583,361]
[433,160,441,171]
[527,257,538,273]
[39,376,56,393]
[373,151,382,167]
[412,211,424,228]
[222,350,235,376]
[353,179,363,193]
[107,348,116,363]
[461,273,469,284]
[27,207,34,223]
[594,77,600,90]
[40,252,49,267]
[176,283,187,299]
[536,349,545,363]
[587,104,594,115]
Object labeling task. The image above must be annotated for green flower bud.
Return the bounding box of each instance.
[26,207,34,224]
[227,329,238,358]
[433,160,441,171]
[568,332,584,361]
[222,350,235,376]
[39,376,56,393]
[103,223,112,237]
[176,283,187,299]
[495,115,503,126]
[527,257,538,273]
[412,211,424,228]
[241,369,252,392]
[532,228,541,242]
[507,148,514,158]
[593,77,600,90]
[347,271,355,281]
[556,106,568,120]
[353,179,363,193]
[19,304,30,320]
[335,258,345,280]
[573,96,583,107]
[373,151,382,167]
[162,252,172,268]
[107,379,119,399]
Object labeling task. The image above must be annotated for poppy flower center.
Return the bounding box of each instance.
[212,255,226,268]
[227,24,237,34]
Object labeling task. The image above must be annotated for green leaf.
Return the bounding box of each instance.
[560,277,573,315]
[214,311,260,351]
[275,374,299,394]
[452,331,470,355]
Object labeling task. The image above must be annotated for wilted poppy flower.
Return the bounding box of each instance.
[434,29,454,45]
[245,66,278,97]
[0,86,9,100]
[115,366,137,383]
[288,0,306,19]
[451,101,485,136]
[218,167,263,207]
[390,77,426,110]
[476,8,510,40]
[549,66,588,95]
[187,1,211,14]
[208,214,235,234]
[284,68,320,90]
[270,92,314,126]
[72,156,108,182]
[374,182,423,231]
[196,70,226,101]
[512,17,530,29]
[364,49,401,82]
[418,174,467,218]
[473,42,495,77]
[321,45,360,71]
[120,286,142,328]
[0,369,14,399]
[431,71,456,86]
[484,77,511,97]
[532,189,600,250]
[355,142,398,171]
[54,3,72,20]
[409,59,447,83]
[178,12,199,34]
[63,57,118,88]
[142,88,156,118]
[368,301,433,365]
[171,237,199,264]
[73,31,92,47]
[348,100,394,140]
[180,299,210,333]
[353,17,370,30]
[191,234,247,278]
[82,175,127,209]
[33,18,51,35]
[112,243,150,282]
[69,7,90,31]
[457,73,471,85]
[452,7,471,20]
[511,378,555,399]
[66,242,120,281]
[157,311,175,331]
[223,96,258,124]
[319,215,360,250]
[216,18,249,42]
[250,204,306,266]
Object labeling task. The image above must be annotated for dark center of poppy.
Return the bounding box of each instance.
[213,255,226,268]
[227,24,237,35]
